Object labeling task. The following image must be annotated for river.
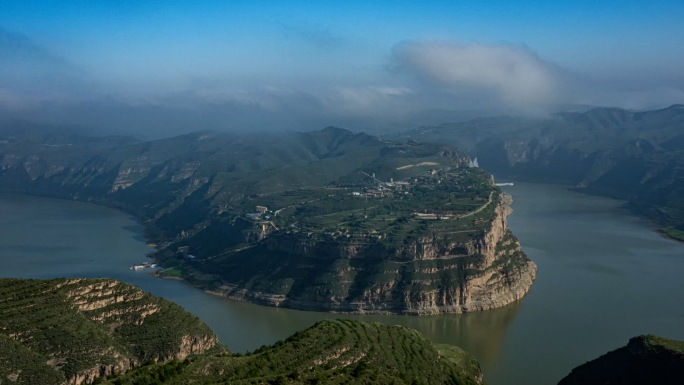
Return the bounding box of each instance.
[0,183,682,385]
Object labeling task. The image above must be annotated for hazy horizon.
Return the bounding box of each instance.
[2,1,683,136]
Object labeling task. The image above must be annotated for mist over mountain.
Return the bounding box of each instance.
[400,104,684,240]
[2,1,683,137]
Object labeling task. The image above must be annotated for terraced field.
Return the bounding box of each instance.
[0,278,219,384]
[103,319,483,385]
[0,279,484,385]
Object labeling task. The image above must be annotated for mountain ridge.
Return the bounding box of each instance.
[558,334,684,385]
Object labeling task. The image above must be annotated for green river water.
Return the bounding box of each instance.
[1,183,682,385]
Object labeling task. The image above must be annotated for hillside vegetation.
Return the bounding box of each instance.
[0,278,484,385]
[0,278,219,385]
[102,319,483,385]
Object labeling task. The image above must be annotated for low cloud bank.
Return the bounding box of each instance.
[392,40,684,113]
[1,26,682,135]
[392,40,575,112]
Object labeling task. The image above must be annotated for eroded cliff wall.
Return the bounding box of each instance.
[0,278,221,385]
[209,194,536,315]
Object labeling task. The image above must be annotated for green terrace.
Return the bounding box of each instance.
[222,167,497,245]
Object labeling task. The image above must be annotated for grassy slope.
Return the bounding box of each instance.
[104,319,483,385]
[0,279,484,385]
[0,278,219,384]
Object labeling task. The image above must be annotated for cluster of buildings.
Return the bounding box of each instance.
[351,177,413,199]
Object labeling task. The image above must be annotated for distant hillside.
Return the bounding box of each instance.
[0,125,536,314]
[0,278,219,385]
[399,105,684,241]
[558,335,684,385]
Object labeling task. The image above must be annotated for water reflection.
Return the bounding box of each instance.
[195,292,521,365]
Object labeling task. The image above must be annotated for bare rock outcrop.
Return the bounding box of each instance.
[0,278,221,385]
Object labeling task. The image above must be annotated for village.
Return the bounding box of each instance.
[235,164,495,244]
[147,162,496,271]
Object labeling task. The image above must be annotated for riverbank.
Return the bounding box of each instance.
[658,228,684,243]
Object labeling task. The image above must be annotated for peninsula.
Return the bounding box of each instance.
[0,125,536,314]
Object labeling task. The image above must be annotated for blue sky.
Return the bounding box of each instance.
[1,1,683,133]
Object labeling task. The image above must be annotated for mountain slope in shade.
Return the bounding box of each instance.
[558,335,684,385]
[0,279,484,385]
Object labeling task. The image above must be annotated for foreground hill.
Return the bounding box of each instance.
[3,279,680,385]
[558,335,684,385]
[400,105,684,241]
[0,279,484,385]
[104,319,484,385]
[0,126,535,314]
[0,278,219,385]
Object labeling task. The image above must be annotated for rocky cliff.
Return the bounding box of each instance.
[205,192,536,315]
[0,278,221,385]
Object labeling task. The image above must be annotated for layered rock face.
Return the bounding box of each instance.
[0,278,220,385]
[396,195,537,314]
[209,193,536,315]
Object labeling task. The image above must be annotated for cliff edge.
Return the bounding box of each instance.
[199,191,536,315]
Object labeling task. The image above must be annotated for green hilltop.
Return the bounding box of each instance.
[104,319,483,385]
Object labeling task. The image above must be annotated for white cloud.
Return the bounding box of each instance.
[322,86,414,116]
[392,40,684,113]
[3,23,682,134]
[392,41,571,111]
